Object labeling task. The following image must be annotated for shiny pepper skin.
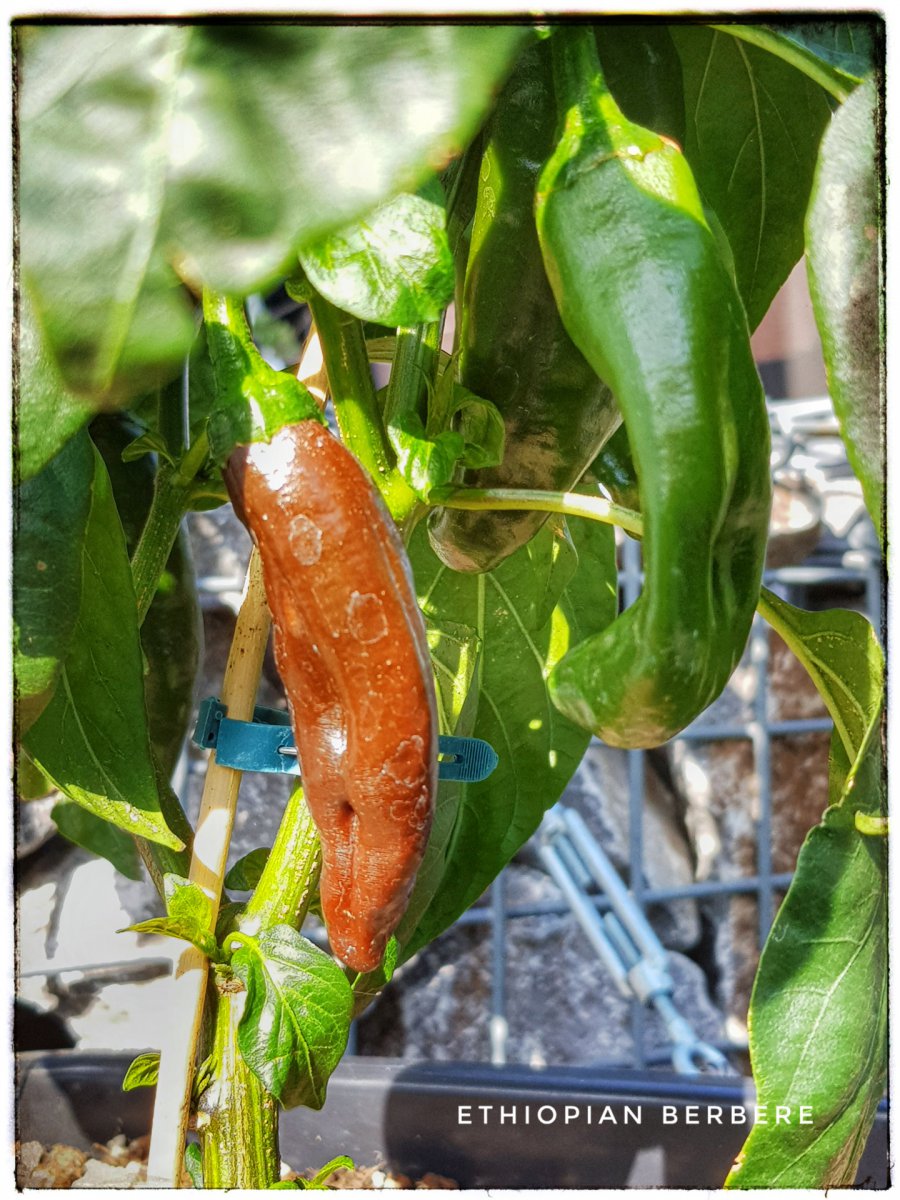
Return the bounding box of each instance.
[428,38,620,573]
[535,27,771,749]
[225,422,438,972]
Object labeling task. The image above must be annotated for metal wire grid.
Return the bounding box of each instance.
[465,535,882,1071]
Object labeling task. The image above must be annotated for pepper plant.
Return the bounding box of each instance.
[14,18,885,1190]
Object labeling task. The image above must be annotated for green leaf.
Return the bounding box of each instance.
[384,374,506,502]
[52,799,143,881]
[387,414,465,501]
[381,937,399,984]
[16,288,92,482]
[19,23,526,400]
[22,445,183,850]
[14,428,94,731]
[15,748,53,801]
[447,384,505,471]
[731,597,885,1187]
[805,77,884,544]
[166,26,528,291]
[184,1142,203,1189]
[230,925,353,1110]
[671,25,834,328]
[298,182,455,326]
[122,1051,160,1092]
[125,875,218,958]
[304,1156,355,1189]
[728,709,886,1187]
[595,24,686,145]
[761,21,878,85]
[401,513,617,956]
[757,589,882,759]
[224,848,272,892]
[19,28,197,402]
[121,431,175,465]
[126,915,218,958]
[91,413,202,781]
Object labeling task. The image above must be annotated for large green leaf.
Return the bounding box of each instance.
[805,77,884,544]
[595,24,686,145]
[18,26,197,403]
[671,25,833,329]
[230,925,353,1110]
[760,21,878,85]
[22,445,183,850]
[16,288,92,482]
[19,25,526,402]
[728,711,886,1187]
[732,596,886,1187]
[757,589,882,758]
[13,428,94,731]
[298,181,455,326]
[401,514,617,956]
[91,414,202,780]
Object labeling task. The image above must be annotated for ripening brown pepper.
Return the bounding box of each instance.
[225,422,438,972]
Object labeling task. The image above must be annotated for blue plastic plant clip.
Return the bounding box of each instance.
[191,697,499,784]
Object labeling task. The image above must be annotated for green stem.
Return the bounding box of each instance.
[550,23,608,123]
[709,24,853,103]
[240,784,321,933]
[308,293,417,521]
[384,323,441,435]
[130,433,209,626]
[199,788,321,1187]
[431,484,644,539]
[197,988,280,1189]
[433,486,793,638]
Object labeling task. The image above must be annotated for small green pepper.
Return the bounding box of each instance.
[428,38,621,573]
[536,27,771,748]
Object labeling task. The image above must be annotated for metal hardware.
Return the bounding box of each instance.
[534,804,731,1076]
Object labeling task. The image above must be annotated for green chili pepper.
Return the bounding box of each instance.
[535,27,771,748]
[428,39,621,573]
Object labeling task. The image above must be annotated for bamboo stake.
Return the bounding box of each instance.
[146,547,271,1187]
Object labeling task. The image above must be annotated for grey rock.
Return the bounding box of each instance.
[666,633,831,1028]
[358,893,724,1069]
[561,744,700,951]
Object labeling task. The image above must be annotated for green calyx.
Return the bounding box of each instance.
[203,290,325,464]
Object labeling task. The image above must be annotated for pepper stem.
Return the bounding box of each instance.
[431,484,644,539]
[307,292,417,521]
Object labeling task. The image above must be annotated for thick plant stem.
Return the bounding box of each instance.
[146,548,271,1188]
[131,435,209,626]
[197,790,321,1187]
[197,989,280,1189]
[240,784,321,934]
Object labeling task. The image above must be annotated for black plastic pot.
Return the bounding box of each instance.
[17,1051,888,1189]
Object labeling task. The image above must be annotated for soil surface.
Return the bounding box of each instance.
[15,1137,458,1189]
